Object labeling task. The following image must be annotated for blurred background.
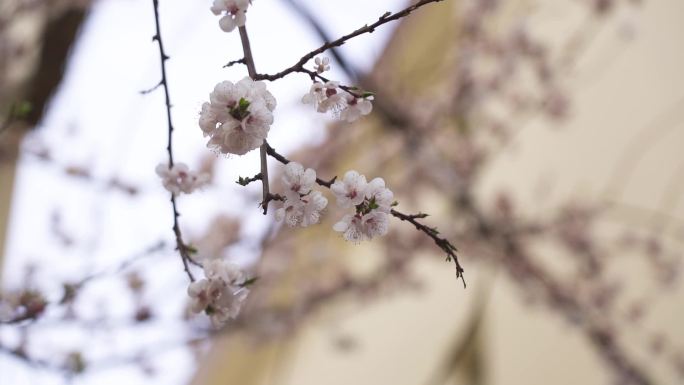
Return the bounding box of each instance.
[1,0,683,384]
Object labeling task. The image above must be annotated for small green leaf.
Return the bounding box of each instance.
[241,276,259,287]
[238,97,250,110]
[185,244,198,254]
[13,101,32,118]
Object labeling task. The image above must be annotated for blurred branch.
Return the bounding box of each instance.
[254,0,446,82]
[425,279,493,385]
[460,194,655,385]
[26,8,85,126]
[602,95,684,201]
[278,0,359,81]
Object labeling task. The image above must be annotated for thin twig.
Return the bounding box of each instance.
[263,142,337,187]
[390,209,465,287]
[262,142,465,285]
[254,0,446,82]
[237,172,262,186]
[223,57,246,68]
[149,0,195,281]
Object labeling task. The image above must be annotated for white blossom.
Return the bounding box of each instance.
[331,170,367,208]
[301,82,326,110]
[360,211,389,238]
[187,259,249,328]
[340,94,374,122]
[314,56,330,74]
[301,80,374,122]
[302,81,345,114]
[210,0,250,33]
[155,162,209,196]
[275,190,328,228]
[332,214,365,243]
[281,162,316,201]
[332,171,393,243]
[365,177,393,212]
[275,162,328,228]
[199,77,276,156]
[317,81,345,113]
[332,211,389,242]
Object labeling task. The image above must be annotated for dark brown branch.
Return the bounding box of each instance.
[254,0,446,82]
[279,0,359,81]
[223,57,246,68]
[139,80,163,95]
[237,25,273,215]
[149,0,195,282]
[237,173,262,186]
[390,209,465,287]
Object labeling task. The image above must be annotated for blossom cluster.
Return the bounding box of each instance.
[199,77,276,155]
[301,57,374,123]
[187,259,249,327]
[210,0,251,33]
[155,162,209,196]
[274,164,393,242]
[275,162,328,227]
[332,171,393,243]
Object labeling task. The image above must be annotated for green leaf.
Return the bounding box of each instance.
[241,276,259,287]
[13,101,32,118]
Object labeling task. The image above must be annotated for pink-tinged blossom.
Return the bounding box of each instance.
[155,162,209,196]
[301,82,326,110]
[281,162,316,201]
[331,170,368,208]
[314,56,331,74]
[364,177,394,212]
[276,162,328,228]
[318,81,345,113]
[340,94,373,123]
[333,211,389,243]
[199,77,276,156]
[304,81,345,114]
[187,260,249,328]
[301,80,374,122]
[332,171,394,243]
[361,211,389,239]
[275,190,328,228]
[211,0,250,33]
[333,214,366,243]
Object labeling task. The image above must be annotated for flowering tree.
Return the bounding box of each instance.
[1,0,683,384]
[150,0,464,328]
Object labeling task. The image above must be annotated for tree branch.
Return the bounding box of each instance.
[238,25,272,215]
[149,0,195,282]
[262,142,464,284]
[254,0,446,82]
